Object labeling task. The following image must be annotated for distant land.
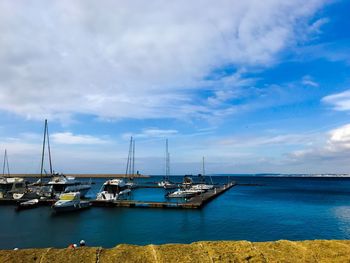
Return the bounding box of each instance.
[7,174,150,178]
[6,173,350,178]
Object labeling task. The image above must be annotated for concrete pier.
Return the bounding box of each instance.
[91,182,235,209]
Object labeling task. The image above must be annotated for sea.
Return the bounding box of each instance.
[0,175,350,249]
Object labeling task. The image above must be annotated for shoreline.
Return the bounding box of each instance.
[1,240,350,262]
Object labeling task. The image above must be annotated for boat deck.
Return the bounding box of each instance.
[0,182,235,209]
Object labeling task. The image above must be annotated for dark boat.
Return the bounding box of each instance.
[16,199,39,211]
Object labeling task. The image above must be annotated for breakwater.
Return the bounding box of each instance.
[1,240,350,262]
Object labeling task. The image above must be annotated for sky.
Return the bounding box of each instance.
[1,0,350,175]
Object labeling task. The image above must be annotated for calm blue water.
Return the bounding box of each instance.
[0,175,350,249]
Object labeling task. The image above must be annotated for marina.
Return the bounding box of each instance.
[0,180,235,209]
[0,175,349,249]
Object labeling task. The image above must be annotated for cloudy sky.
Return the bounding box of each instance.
[1,0,350,174]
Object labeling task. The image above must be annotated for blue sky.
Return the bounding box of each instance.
[1,0,350,174]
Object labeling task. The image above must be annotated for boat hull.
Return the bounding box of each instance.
[52,201,91,213]
[16,203,39,211]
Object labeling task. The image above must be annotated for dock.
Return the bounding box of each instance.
[91,182,235,209]
[0,182,235,209]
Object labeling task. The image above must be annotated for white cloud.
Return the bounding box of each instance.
[218,133,316,147]
[327,124,350,150]
[51,132,108,145]
[123,128,178,139]
[289,124,350,163]
[302,75,319,87]
[0,0,326,121]
[323,90,350,111]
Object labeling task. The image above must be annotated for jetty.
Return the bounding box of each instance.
[93,181,235,209]
[0,182,235,209]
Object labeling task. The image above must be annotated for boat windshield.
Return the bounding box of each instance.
[0,184,12,191]
[59,194,78,201]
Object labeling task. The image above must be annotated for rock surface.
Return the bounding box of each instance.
[1,240,350,262]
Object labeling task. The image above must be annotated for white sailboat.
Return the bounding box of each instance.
[38,120,91,198]
[0,150,28,199]
[158,139,177,189]
[96,136,135,201]
[167,157,214,198]
[190,157,214,191]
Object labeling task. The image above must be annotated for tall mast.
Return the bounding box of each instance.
[2,149,6,177]
[132,139,135,177]
[165,139,170,180]
[5,150,10,176]
[46,121,53,175]
[2,149,10,177]
[40,119,47,183]
[202,156,205,176]
[125,136,133,177]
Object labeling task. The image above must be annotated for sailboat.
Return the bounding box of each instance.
[40,120,91,198]
[96,137,134,201]
[191,157,214,191]
[125,136,136,188]
[158,139,177,189]
[0,150,27,199]
[166,157,213,198]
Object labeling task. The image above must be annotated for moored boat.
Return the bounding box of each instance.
[48,174,91,198]
[158,139,177,189]
[52,192,90,213]
[158,180,177,189]
[16,199,39,211]
[96,179,131,201]
[0,177,27,199]
[166,188,197,198]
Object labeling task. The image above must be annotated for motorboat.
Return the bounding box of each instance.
[166,188,197,198]
[190,183,214,191]
[182,175,193,189]
[52,192,91,213]
[0,177,27,199]
[48,174,91,198]
[158,180,177,189]
[96,179,131,201]
[16,199,39,211]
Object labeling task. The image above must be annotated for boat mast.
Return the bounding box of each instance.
[40,119,48,184]
[125,136,133,178]
[2,149,10,177]
[203,156,213,185]
[165,139,170,180]
[46,121,53,175]
[202,156,205,176]
[131,138,135,178]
